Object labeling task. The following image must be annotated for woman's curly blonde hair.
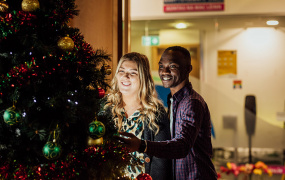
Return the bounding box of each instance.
[105,52,163,134]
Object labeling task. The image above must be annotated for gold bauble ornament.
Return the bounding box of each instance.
[0,0,9,12]
[104,64,112,75]
[87,136,103,146]
[57,36,75,51]
[21,0,40,12]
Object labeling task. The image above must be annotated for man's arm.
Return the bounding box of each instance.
[116,131,141,152]
[117,100,204,159]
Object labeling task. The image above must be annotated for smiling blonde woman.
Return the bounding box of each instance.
[105,52,172,180]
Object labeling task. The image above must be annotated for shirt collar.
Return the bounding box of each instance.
[167,81,192,103]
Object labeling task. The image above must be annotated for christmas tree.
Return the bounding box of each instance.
[0,0,132,179]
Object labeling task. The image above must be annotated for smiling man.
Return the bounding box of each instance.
[117,46,217,180]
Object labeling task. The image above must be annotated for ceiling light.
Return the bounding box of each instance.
[175,23,187,29]
[266,20,279,26]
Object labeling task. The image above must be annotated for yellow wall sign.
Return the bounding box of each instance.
[217,50,237,77]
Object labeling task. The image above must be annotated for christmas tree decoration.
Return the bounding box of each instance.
[0,0,130,179]
[98,87,106,99]
[57,36,75,51]
[104,64,112,75]
[84,141,133,179]
[87,136,103,146]
[136,173,153,180]
[42,140,62,160]
[21,0,40,12]
[3,106,22,125]
[0,0,8,12]
[88,120,105,139]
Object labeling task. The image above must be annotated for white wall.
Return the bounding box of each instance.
[130,0,285,149]
[131,26,285,148]
[159,29,200,44]
[131,0,285,20]
[202,27,285,148]
[131,29,199,58]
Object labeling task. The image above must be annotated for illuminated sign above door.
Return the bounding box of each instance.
[164,0,224,12]
[142,36,159,46]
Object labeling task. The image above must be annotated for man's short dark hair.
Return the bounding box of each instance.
[164,46,191,66]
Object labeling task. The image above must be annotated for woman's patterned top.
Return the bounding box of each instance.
[120,109,145,179]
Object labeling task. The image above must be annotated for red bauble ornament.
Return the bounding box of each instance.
[136,173,152,180]
[98,88,105,99]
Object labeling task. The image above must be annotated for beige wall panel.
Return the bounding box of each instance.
[71,0,121,79]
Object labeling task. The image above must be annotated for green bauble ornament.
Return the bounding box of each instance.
[88,120,105,139]
[3,106,22,125]
[42,141,62,160]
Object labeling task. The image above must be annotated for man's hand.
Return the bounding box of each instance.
[115,131,141,152]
